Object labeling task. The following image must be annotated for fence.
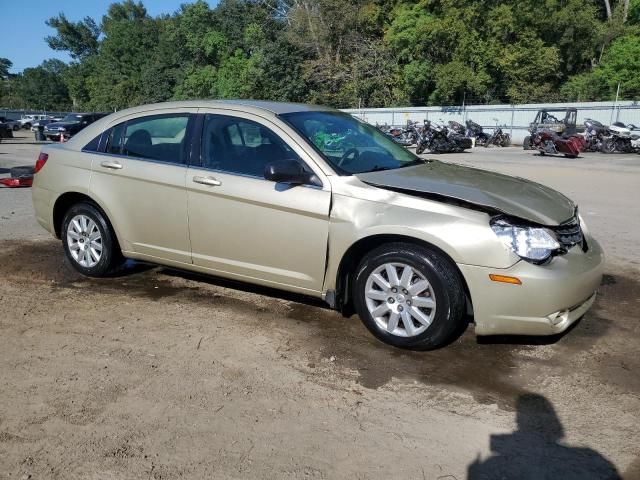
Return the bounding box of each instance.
[343,101,640,145]
[6,102,640,145]
[0,109,70,121]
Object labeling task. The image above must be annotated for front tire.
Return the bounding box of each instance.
[61,202,123,277]
[352,243,466,350]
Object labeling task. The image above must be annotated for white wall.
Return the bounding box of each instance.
[343,101,640,144]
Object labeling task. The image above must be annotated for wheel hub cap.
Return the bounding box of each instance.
[364,262,437,338]
[66,214,103,268]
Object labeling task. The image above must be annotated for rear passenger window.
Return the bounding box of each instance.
[122,114,189,163]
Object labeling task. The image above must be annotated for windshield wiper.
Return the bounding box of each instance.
[399,158,431,168]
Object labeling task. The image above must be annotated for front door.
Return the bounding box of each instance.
[186,111,331,293]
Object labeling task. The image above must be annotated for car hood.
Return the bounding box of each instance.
[45,121,76,129]
[356,161,575,226]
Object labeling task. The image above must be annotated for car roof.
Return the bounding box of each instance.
[109,100,336,118]
[61,100,339,151]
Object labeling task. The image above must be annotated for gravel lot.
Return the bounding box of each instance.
[1,131,639,479]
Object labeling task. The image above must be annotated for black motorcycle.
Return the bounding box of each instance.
[465,119,489,146]
[448,120,466,136]
[485,126,511,147]
[416,120,471,154]
[583,118,608,152]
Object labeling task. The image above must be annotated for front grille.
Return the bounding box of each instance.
[553,215,587,252]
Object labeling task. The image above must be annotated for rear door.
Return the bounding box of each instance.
[89,110,194,264]
[186,110,331,293]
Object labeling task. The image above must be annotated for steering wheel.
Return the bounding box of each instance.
[338,148,360,167]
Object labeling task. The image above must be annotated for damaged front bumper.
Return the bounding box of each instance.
[458,237,604,336]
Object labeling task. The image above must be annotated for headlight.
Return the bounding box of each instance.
[491,219,560,263]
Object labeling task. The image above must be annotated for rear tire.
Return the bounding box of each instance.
[352,243,466,350]
[61,202,124,277]
[523,136,531,150]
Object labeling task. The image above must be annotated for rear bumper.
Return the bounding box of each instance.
[459,237,604,336]
[31,184,55,234]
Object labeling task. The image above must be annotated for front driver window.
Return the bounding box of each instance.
[201,114,305,178]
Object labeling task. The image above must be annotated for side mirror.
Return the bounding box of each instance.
[264,159,321,187]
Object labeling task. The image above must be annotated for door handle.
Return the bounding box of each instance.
[100,160,123,170]
[193,175,221,186]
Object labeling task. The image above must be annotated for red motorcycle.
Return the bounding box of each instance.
[529,128,581,158]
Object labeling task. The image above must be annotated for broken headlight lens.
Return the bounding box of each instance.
[491,220,560,263]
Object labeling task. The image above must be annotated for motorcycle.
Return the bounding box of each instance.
[447,120,466,136]
[529,128,581,158]
[583,118,608,152]
[628,124,640,152]
[601,121,636,153]
[376,121,418,146]
[485,120,511,147]
[416,120,471,154]
[465,119,489,146]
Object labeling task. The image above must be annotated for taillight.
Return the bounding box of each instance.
[35,152,48,173]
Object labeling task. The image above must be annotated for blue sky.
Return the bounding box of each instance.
[0,0,218,73]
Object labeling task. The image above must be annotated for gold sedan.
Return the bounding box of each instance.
[31,101,604,350]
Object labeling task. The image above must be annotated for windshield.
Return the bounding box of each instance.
[61,114,84,123]
[280,111,424,174]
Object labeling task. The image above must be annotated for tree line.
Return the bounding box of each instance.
[1,0,639,112]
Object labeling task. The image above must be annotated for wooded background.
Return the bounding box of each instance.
[1,0,639,112]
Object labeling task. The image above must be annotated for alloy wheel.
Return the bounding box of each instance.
[66,214,103,268]
[364,262,436,337]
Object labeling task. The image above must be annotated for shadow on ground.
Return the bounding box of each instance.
[468,393,621,480]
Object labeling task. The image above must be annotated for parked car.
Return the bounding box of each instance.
[31,101,603,350]
[19,114,52,129]
[31,118,59,132]
[0,120,13,139]
[0,116,21,131]
[44,113,107,141]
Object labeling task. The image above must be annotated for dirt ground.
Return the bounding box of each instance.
[1,132,639,479]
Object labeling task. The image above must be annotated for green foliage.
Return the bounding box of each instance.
[0,58,12,80]
[7,0,640,111]
[563,33,640,100]
[630,0,640,23]
[45,14,100,60]
[15,60,71,110]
